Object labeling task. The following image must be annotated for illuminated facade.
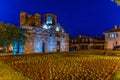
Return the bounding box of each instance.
[70,35,105,51]
[13,12,69,54]
[104,25,120,50]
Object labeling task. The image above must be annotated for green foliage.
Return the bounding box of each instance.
[0,62,32,80]
[0,22,26,51]
[112,0,120,5]
[112,66,120,80]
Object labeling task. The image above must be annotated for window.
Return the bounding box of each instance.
[56,27,60,31]
[82,39,84,42]
[72,40,74,43]
[62,29,64,33]
[72,40,73,43]
[50,34,52,36]
[109,33,118,38]
[75,40,76,42]
[116,41,118,44]
[46,17,52,24]
[86,39,88,42]
[75,39,77,43]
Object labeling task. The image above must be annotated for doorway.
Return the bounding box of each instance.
[42,42,45,53]
[57,41,60,52]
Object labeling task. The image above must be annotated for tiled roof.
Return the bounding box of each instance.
[79,36,90,38]
[104,28,120,33]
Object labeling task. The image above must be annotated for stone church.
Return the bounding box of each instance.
[13,12,69,54]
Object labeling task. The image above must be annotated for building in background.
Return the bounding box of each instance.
[69,35,105,51]
[103,25,120,50]
[12,12,69,54]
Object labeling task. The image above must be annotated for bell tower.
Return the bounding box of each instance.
[44,14,57,25]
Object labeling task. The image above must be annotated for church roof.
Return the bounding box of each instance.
[104,26,120,33]
[104,29,120,33]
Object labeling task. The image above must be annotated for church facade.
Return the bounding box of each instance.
[13,12,69,54]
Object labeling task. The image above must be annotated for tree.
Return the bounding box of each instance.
[112,0,120,5]
[0,22,26,53]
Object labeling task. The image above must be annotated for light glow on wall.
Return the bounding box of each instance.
[12,42,18,55]
[43,24,48,29]
[34,44,43,53]
[49,42,56,52]
[61,39,66,51]
[34,35,43,53]
[62,29,64,33]
[19,44,24,54]
[48,25,51,29]
[48,37,56,52]
[19,38,24,54]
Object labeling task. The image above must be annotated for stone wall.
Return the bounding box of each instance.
[20,12,41,27]
[20,12,69,54]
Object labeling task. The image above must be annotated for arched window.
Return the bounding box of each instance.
[46,16,52,24]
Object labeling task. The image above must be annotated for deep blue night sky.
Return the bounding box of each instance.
[0,0,120,37]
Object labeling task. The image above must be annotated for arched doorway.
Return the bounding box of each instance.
[57,41,60,52]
